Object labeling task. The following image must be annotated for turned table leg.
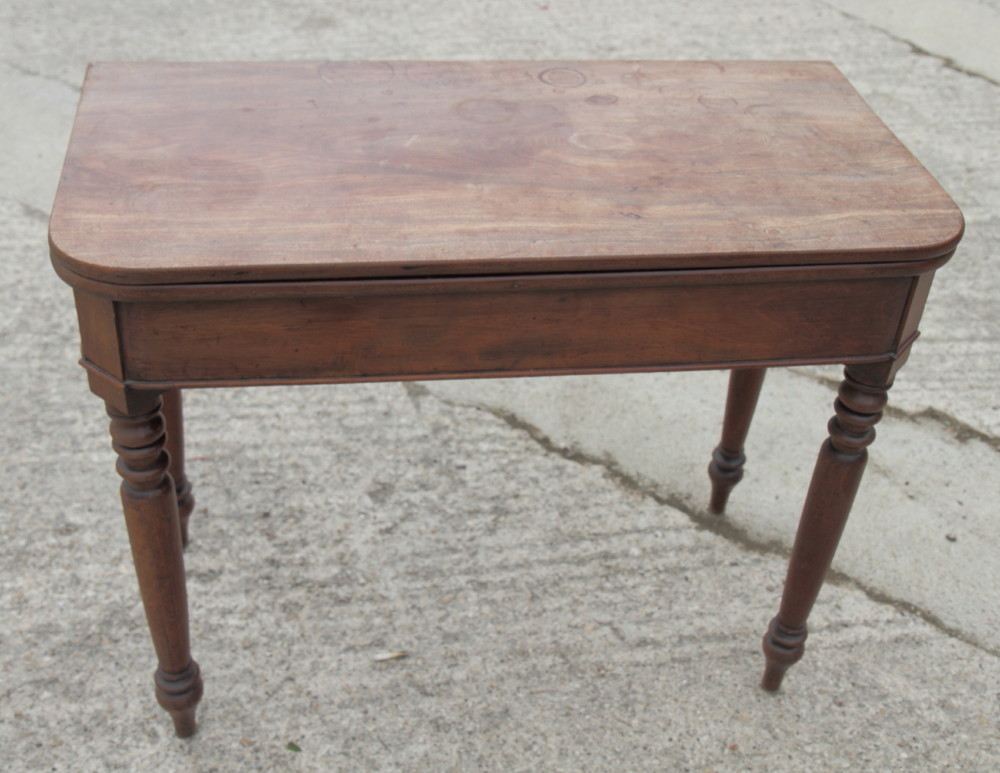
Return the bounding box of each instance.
[108,395,203,737]
[161,389,195,548]
[761,363,891,691]
[708,367,766,514]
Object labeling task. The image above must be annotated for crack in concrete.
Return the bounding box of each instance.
[902,40,1000,88]
[822,2,1000,88]
[1,60,82,92]
[16,199,50,223]
[794,369,1000,453]
[0,196,50,223]
[419,386,999,661]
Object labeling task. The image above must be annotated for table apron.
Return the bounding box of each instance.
[89,273,919,386]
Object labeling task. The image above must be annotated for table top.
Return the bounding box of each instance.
[49,61,963,286]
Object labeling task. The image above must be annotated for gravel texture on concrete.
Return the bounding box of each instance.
[3,374,999,770]
[1,1,999,771]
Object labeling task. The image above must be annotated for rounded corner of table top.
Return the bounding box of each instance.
[47,222,79,278]
[48,218,144,289]
[935,206,966,257]
[891,202,964,265]
[48,221,104,286]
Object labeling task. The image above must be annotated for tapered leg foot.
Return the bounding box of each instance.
[708,446,744,514]
[156,661,203,738]
[161,390,195,548]
[760,364,891,689]
[169,707,198,739]
[709,368,766,513]
[760,618,807,691]
[109,394,203,737]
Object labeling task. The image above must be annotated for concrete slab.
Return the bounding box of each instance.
[429,369,1000,650]
[824,0,1000,83]
[2,368,999,770]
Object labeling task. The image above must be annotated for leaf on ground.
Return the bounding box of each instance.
[374,651,408,662]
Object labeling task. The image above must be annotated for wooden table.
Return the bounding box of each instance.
[49,61,963,738]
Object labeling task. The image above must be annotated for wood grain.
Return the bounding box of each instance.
[107,397,202,736]
[761,362,892,691]
[708,367,767,514]
[49,61,963,286]
[115,274,913,384]
[48,61,966,734]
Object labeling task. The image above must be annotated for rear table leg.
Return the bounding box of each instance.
[708,367,766,514]
[161,389,195,548]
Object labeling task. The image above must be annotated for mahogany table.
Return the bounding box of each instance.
[49,61,963,738]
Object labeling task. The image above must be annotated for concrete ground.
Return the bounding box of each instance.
[1,1,998,770]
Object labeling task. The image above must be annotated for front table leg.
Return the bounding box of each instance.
[761,363,891,691]
[107,395,203,737]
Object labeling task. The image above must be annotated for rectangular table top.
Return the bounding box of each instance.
[49,61,963,286]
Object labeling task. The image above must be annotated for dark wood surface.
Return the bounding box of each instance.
[709,367,767,514]
[161,390,194,548]
[114,273,914,384]
[107,396,201,737]
[49,61,962,286]
[49,61,964,738]
[761,361,894,690]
